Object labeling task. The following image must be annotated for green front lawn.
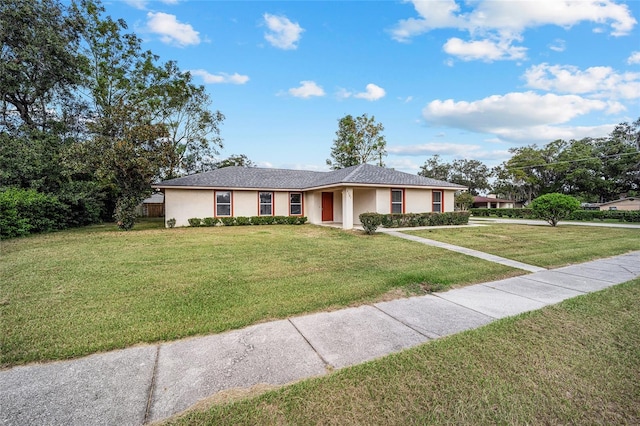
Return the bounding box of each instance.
[406,224,640,268]
[166,279,640,425]
[1,224,518,367]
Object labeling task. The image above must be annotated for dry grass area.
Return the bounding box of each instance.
[167,279,640,425]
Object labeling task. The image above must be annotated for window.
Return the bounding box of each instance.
[259,192,273,216]
[290,192,302,216]
[432,190,442,213]
[216,191,231,216]
[391,189,403,214]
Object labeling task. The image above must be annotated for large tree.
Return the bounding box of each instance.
[1,0,226,230]
[418,154,451,181]
[419,156,492,195]
[326,113,386,169]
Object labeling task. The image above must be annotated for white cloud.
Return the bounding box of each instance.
[337,84,386,101]
[389,142,487,157]
[422,91,623,143]
[263,13,304,50]
[628,51,640,65]
[354,83,386,101]
[391,0,636,61]
[124,0,147,9]
[146,12,200,47]
[190,69,249,85]
[288,81,325,98]
[524,63,640,99]
[549,39,566,52]
[443,37,527,62]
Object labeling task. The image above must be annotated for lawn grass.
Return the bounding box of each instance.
[166,279,640,425]
[406,224,640,268]
[1,223,518,367]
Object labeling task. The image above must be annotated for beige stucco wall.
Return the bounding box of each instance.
[274,192,290,216]
[232,191,257,217]
[164,189,213,227]
[353,188,376,224]
[306,191,321,224]
[599,199,640,211]
[444,190,455,212]
[405,188,429,213]
[375,188,391,214]
[333,190,343,223]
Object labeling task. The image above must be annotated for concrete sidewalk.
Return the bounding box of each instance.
[2,252,639,425]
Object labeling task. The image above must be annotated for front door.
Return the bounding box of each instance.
[321,192,333,221]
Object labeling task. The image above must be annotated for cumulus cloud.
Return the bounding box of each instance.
[263,13,304,50]
[338,84,386,101]
[146,12,200,46]
[422,91,623,143]
[524,63,640,99]
[390,0,636,61]
[190,69,249,85]
[354,84,386,101]
[288,81,325,98]
[628,51,640,64]
[443,37,526,61]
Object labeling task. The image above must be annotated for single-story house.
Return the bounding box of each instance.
[136,192,165,217]
[152,163,467,229]
[472,195,515,209]
[598,197,640,211]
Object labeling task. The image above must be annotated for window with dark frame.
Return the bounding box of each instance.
[216,191,231,216]
[290,193,302,216]
[391,189,403,214]
[259,192,273,216]
[432,190,442,213]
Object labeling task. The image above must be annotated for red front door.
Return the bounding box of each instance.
[322,192,333,221]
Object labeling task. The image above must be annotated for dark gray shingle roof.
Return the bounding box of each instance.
[154,164,466,190]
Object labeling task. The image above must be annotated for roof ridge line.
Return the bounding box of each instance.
[341,163,365,182]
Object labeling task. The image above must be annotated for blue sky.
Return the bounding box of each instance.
[104,0,640,173]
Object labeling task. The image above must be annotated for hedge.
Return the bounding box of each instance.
[188,216,308,227]
[359,212,471,234]
[470,208,640,223]
[0,188,69,239]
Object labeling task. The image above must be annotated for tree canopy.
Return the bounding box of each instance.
[327,113,387,170]
[0,0,225,230]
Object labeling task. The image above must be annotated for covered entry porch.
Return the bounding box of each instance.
[307,187,390,230]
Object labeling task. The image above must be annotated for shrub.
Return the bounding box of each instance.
[0,188,69,239]
[455,192,474,211]
[531,193,580,227]
[188,218,202,227]
[359,213,384,234]
[166,218,176,228]
[202,217,218,227]
[235,216,250,226]
[220,217,235,226]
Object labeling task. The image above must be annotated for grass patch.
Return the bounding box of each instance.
[1,224,518,367]
[407,224,640,268]
[165,279,640,425]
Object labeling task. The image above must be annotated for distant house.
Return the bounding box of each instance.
[152,164,466,229]
[598,197,640,211]
[472,195,515,209]
[136,192,165,217]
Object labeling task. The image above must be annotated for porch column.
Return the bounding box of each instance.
[342,187,354,230]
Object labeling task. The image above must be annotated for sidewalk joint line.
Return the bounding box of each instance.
[431,293,499,320]
[143,345,160,424]
[371,304,440,339]
[288,319,333,370]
